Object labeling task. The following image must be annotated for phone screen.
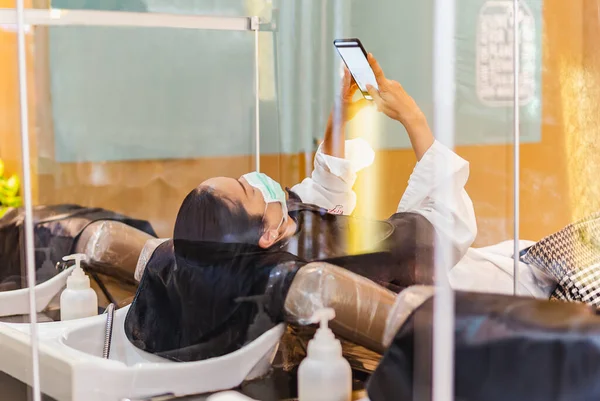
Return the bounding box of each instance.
[335,41,379,99]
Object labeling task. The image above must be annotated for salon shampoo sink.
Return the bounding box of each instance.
[0,266,74,317]
[0,305,284,401]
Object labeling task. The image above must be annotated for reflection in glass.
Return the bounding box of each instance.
[3,1,600,400]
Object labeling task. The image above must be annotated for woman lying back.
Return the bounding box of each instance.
[125,54,477,362]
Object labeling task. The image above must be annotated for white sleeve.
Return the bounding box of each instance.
[397,140,477,265]
[291,138,374,215]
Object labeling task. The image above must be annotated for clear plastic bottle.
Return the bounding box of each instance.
[298,308,352,401]
[60,254,98,321]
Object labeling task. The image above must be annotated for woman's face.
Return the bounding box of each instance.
[200,176,297,248]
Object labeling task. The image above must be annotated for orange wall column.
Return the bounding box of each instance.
[0,0,39,201]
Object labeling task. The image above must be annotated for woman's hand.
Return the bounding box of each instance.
[366,54,434,160]
[365,54,425,129]
[321,68,370,158]
[340,67,369,122]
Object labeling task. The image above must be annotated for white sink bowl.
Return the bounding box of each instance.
[0,266,74,317]
[0,305,284,401]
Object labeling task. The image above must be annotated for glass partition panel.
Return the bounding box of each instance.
[0,9,38,400]
[522,1,600,313]
[10,0,598,400]
[38,28,262,237]
[12,7,268,401]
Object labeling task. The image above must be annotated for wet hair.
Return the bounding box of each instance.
[174,186,265,244]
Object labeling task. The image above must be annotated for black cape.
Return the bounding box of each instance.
[125,198,436,362]
[368,292,600,401]
[0,204,156,291]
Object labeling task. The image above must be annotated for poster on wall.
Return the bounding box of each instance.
[476,1,537,106]
[456,0,542,145]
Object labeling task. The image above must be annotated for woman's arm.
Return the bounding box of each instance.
[320,69,369,158]
[366,54,477,263]
[320,109,345,159]
[291,69,372,215]
[366,54,434,160]
[397,141,477,265]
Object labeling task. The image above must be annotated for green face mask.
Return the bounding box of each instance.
[243,172,288,229]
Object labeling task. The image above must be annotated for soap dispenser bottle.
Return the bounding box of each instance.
[60,254,98,321]
[298,308,352,401]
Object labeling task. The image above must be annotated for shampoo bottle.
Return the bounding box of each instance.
[298,308,352,401]
[60,254,98,321]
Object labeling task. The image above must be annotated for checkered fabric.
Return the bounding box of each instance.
[521,212,600,305]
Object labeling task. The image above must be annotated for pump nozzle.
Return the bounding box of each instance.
[63,253,87,270]
[310,308,335,331]
[63,254,90,290]
[304,308,344,361]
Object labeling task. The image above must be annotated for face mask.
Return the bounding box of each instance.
[243,172,288,232]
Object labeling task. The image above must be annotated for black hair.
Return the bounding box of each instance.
[174,186,265,244]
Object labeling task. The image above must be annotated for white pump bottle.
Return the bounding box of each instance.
[298,308,352,401]
[60,254,98,321]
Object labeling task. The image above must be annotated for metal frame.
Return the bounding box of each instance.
[7,3,525,400]
[251,16,261,172]
[14,3,41,401]
[2,8,264,173]
[300,0,315,173]
[513,0,521,296]
[432,0,456,399]
[0,8,254,31]
[7,8,262,400]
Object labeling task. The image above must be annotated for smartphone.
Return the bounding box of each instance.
[333,38,379,100]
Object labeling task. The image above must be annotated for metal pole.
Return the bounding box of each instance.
[318,0,328,141]
[299,0,314,175]
[15,1,41,400]
[331,0,343,162]
[252,16,261,172]
[432,0,456,399]
[0,8,253,31]
[513,0,521,295]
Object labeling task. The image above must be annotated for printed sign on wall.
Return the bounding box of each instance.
[476,1,536,106]
[456,0,542,145]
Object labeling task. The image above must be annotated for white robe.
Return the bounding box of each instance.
[292,139,554,298]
